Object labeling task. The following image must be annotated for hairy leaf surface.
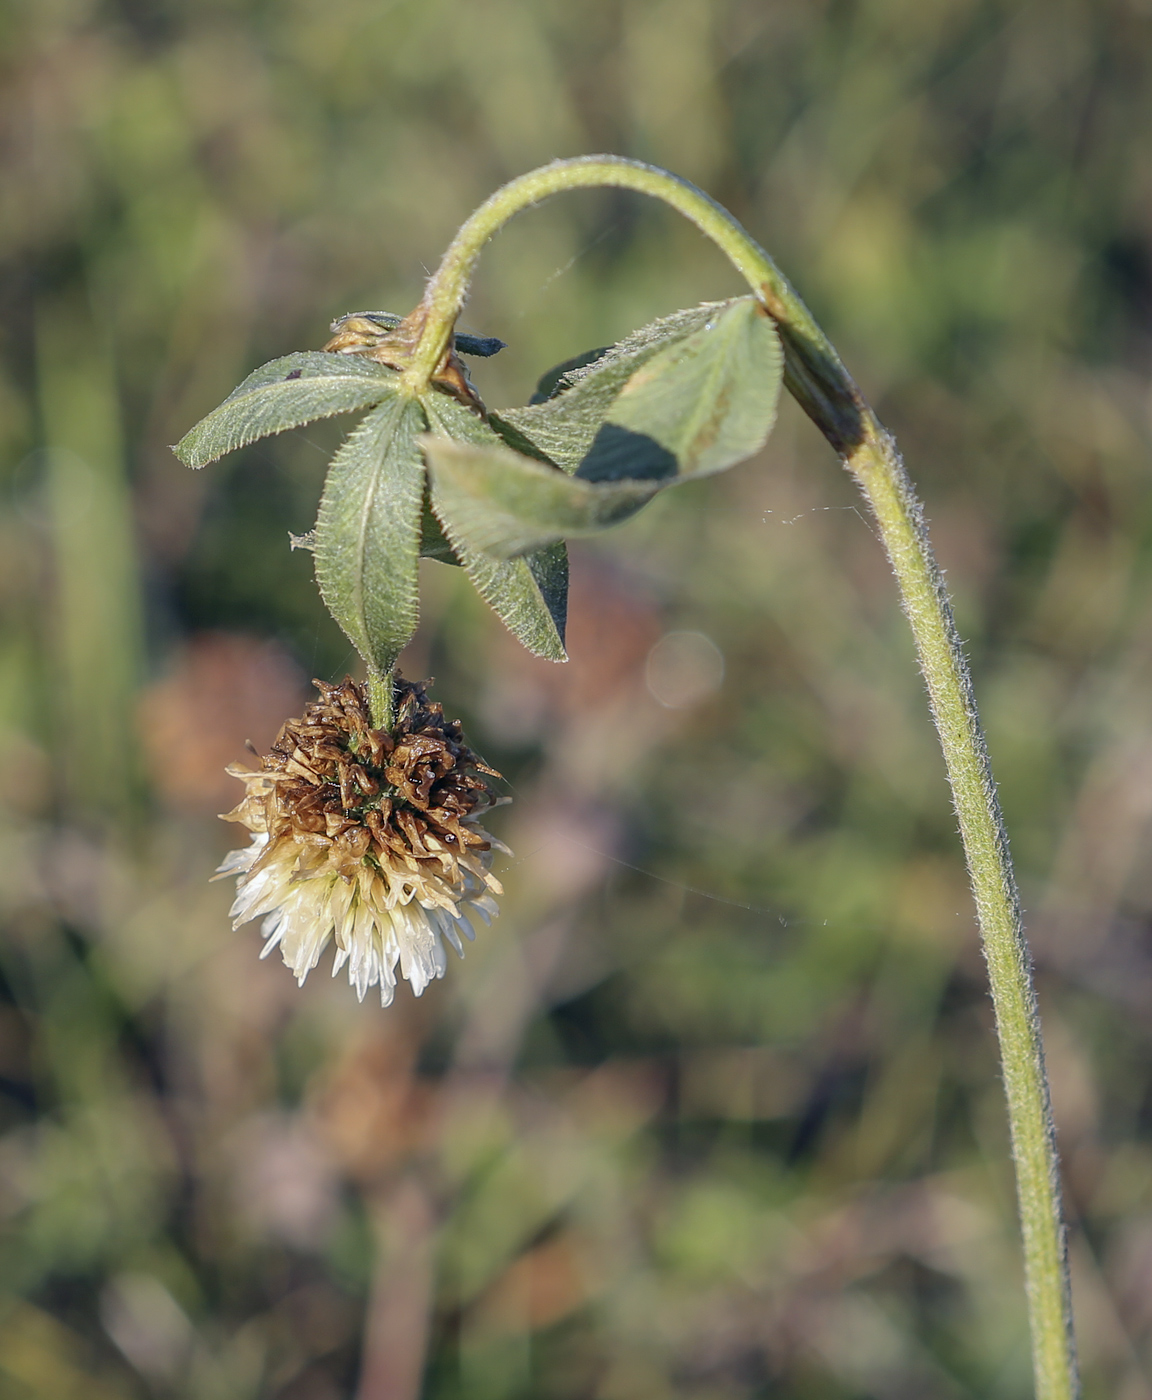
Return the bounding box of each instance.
[578,297,783,482]
[424,300,782,560]
[313,394,425,673]
[497,300,733,472]
[423,395,568,660]
[423,435,658,558]
[174,352,396,468]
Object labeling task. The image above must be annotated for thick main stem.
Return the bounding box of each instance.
[414,156,1078,1399]
[848,430,1077,1399]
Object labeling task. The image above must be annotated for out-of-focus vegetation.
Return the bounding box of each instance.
[1,0,1151,1396]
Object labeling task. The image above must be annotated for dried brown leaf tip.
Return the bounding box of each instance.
[218,676,508,1006]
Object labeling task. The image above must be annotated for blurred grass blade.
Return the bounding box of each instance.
[422,395,568,659]
[314,394,425,673]
[497,300,737,471]
[37,296,144,819]
[578,297,783,481]
[423,434,658,558]
[173,352,397,468]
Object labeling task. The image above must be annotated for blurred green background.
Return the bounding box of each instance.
[1,0,1151,1396]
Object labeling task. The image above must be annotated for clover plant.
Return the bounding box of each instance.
[176,155,1078,1400]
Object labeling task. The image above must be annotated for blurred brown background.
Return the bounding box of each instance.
[2,0,1152,1396]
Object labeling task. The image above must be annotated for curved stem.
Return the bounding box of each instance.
[416,156,1078,1400]
[847,431,1078,1400]
[406,156,862,449]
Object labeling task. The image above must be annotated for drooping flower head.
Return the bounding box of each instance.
[218,676,506,1006]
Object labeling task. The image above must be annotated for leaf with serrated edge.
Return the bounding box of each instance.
[174,352,396,468]
[497,301,731,472]
[313,395,425,674]
[586,297,783,481]
[451,538,569,661]
[419,494,462,565]
[424,300,781,560]
[422,436,658,558]
[422,395,568,660]
[528,346,611,404]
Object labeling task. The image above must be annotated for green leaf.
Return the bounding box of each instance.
[497,301,731,472]
[422,435,658,558]
[487,411,564,465]
[422,300,783,562]
[452,539,569,661]
[313,393,426,674]
[173,352,397,468]
[422,394,568,660]
[578,297,783,483]
[418,493,462,565]
[528,347,612,403]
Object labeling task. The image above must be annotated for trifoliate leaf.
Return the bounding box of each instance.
[313,394,425,674]
[424,299,783,560]
[497,301,730,472]
[174,352,397,468]
[578,297,783,482]
[422,435,658,558]
[422,394,568,660]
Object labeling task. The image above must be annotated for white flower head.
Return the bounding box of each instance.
[217,677,507,1006]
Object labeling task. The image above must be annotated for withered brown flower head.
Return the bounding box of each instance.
[218,676,507,1005]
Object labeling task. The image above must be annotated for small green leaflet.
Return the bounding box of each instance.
[497,300,736,473]
[313,393,426,675]
[426,297,783,560]
[173,352,397,468]
[418,496,461,565]
[580,298,783,482]
[452,540,570,661]
[423,395,568,661]
[422,437,659,558]
[527,347,612,404]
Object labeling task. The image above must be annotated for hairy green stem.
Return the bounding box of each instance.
[847,428,1076,1400]
[367,666,394,731]
[413,155,1077,1400]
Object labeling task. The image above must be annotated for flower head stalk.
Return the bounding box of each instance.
[218,676,506,1005]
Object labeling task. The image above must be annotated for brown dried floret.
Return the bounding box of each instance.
[223,675,503,885]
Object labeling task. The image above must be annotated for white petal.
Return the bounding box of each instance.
[223,809,507,1005]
